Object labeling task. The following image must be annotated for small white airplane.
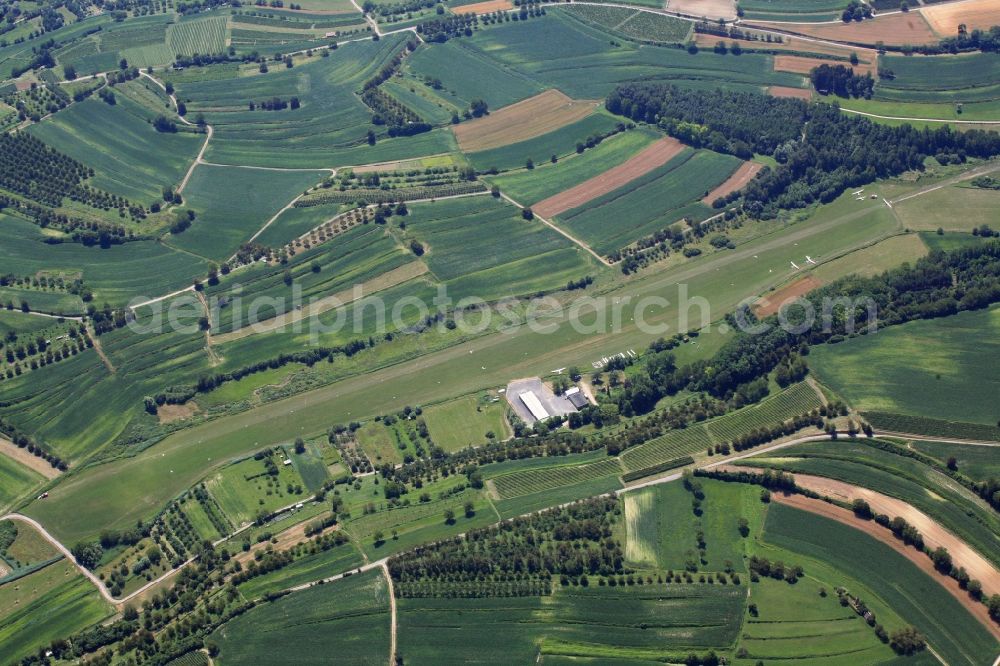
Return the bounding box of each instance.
[852,189,865,196]
[806,256,816,265]
[790,261,800,269]
[883,198,893,208]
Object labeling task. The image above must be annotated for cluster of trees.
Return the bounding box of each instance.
[247,96,300,111]
[0,415,66,471]
[388,497,626,588]
[841,0,872,22]
[607,86,1000,216]
[809,64,875,99]
[748,555,804,583]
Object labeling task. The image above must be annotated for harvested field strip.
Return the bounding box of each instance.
[213,261,429,344]
[770,495,1000,646]
[533,137,685,218]
[453,90,598,152]
[752,13,939,47]
[702,160,763,204]
[771,470,1000,596]
[767,85,812,100]
[0,437,59,480]
[453,0,514,13]
[921,0,1000,35]
[491,457,623,500]
[774,54,876,77]
[753,275,823,317]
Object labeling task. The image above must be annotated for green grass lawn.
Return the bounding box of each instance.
[810,305,1000,426]
[205,451,311,526]
[236,542,364,599]
[422,393,509,452]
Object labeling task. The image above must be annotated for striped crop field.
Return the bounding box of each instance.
[167,16,229,57]
[704,381,823,444]
[491,458,623,500]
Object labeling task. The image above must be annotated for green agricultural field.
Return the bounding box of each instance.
[735,577,904,664]
[738,0,846,21]
[446,13,801,100]
[179,36,457,168]
[402,196,597,300]
[487,127,658,203]
[422,393,509,452]
[622,479,763,572]
[810,305,1000,426]
[398,583,745,664]
[739,438,1000,569]
[166,165,325,262]
[466,112,623,173]
[212,569,391,664]
[167,15,230,58]
[561,5,692,44]
[621,382,822,472]
[236,542,364,599]
[763,502,999,666]
[0,310,53,338]
[406,40,544,111]
[556,148,742,256]
[491,457,623,501]
[0,214,208,306]
[909,440,1000,483]
[0,560,112,663]
[879,53,1000,96]
[28,95,203,202]
[493,475,623,520]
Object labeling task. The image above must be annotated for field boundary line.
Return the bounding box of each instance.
[498,192,611,266]
[382,562,397,666]
[841,108,1000,125]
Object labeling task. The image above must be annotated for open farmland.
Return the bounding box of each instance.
[742,438,1000,571]
[533,136,686,218]
[28,95,203,202]
[0,560,112,663]
[810,305,1000,426]
[555,148,743,256]
[211,569,391,664]
[910,440,1000,483]
[401,196,597,299]
[921,0,1000,35]
[755,12,940,46]
[736,576,904,663]
[809,233,928,282]
[167,16,230,58]
[737,0,846,21]
[702,160,763,204]
[488,127,658,204]
[0,453,44,509]
[491,457,623,500]
[560,5,693,43]
[763,501,999,665]
[166,165,325,262]
[398,584,745,664]
[453,90,598,153]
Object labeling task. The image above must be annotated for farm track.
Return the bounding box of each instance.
[498,192,611,266]
[382,562,398,666]
[771,493,1000,641]
[85,325,116,374]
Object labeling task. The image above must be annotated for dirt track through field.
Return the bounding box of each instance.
[0,437,60,480]
[532,137,686,218]
[772,493,1000,639]
[702,161,763,204]
[452,90,597,152]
